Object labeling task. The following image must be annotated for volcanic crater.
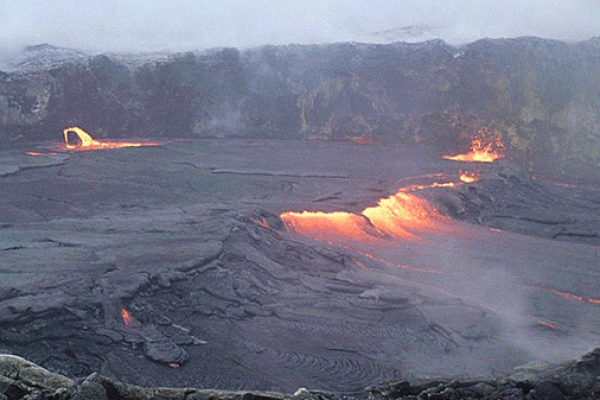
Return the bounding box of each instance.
[1,135,600,397]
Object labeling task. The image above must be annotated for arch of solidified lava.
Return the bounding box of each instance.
[62,126,160,150]
[63,126,102,148]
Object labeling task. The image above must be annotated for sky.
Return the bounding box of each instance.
[1,0,599,53]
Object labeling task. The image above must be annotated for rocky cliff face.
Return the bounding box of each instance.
[1,38,600,178]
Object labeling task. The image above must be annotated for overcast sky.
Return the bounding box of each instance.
[1,0,599,53]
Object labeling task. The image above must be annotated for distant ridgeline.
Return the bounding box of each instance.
[1,38,600,178]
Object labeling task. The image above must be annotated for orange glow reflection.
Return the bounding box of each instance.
[63,126,159,150]
[443,137,505,163]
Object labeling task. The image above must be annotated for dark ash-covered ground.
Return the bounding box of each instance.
[1,139,600,396]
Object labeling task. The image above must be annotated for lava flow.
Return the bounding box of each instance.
[62,126,159,150]
[281,191,447,243]
[280,169,484,243]
[443,137,505,163]
[400,182,457,192]
[534,286,600,305]
[280,210,386,242]
[25,151,61,157]
[533,175,600,192]
[121,308,135,326]
[459,171,479,183]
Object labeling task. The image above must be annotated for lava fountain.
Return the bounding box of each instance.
[63,126,160,150]
[443,137,505,163]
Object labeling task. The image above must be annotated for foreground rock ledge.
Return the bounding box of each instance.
[3,349,600,400]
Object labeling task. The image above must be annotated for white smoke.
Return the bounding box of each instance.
[1,0,599,53]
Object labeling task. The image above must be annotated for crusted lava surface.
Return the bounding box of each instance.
[1,139,600,395]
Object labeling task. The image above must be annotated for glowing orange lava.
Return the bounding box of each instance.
[121,308,134,326]
[362,192,441,237]
[443,137,505,163]
[533,175,600,192]
[534,286,600,306]
[535,318,560,331]
[353,248,443,273]
[400,182,457,192]
[63,126,159,150]
[535,286,584,302]
[280,211,385,242]
[459,172,479,183]
[281,191,446,243]
[249,216,271,229]
[350,258,369,270]
[26,151,60,156]
[351,137,381,146]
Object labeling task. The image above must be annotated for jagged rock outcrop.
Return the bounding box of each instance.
[0,354,301,400]
[4,349,600,400]
[1,38,600,178]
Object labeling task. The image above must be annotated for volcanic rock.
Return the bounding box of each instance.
[422,159,600,244]
[2,349,600,399]
[0,355,75,400]
[175,240,223,272]
[1,140,600,394]
[139,325,189,365]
